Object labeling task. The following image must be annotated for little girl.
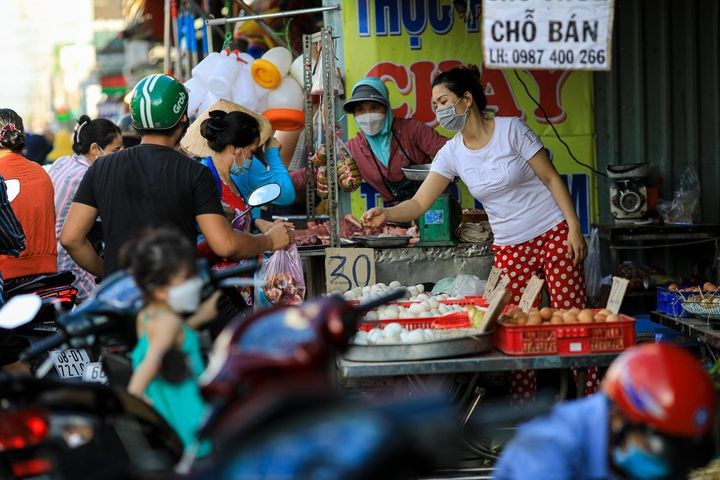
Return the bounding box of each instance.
[125,228,219,452]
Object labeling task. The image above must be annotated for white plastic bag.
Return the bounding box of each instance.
[657,166,701,224]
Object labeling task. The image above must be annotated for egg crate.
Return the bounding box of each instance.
[656,287,720,317]
[358,312,471,332]
[493,309,635,356]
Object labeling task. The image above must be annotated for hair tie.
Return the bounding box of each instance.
[75,119,90,144]
[0,123,19,143]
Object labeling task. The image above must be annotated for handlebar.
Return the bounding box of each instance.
[20,332,67,362]
[208,261,260,283]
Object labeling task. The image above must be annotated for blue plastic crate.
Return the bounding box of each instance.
[656,287,689,317]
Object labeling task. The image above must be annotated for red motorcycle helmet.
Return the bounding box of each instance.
[603,343,715,437]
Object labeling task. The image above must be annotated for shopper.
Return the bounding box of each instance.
[125,228,216,454]
[0,175,28,373]
[49,115,122,302]
[187,104,294,307]
[60,74,293,278]
[0,108,57,288]
[495,343,716,479]
[361,65,591,399]
[343,77,448,205]
[181,99,295,221]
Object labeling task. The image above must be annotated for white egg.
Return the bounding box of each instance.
[427,298,439,310]
[389,281,401,288]
[405,329,426,344]
[409,303,426,314]
[408,286,419,297]
[367,328,383,344]
[399,310,412,319]
[415,284,425,293]
[418,311,432,318]
[429,309,441,317]
[384,322,403,334]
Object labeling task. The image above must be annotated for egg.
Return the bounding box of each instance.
[550,315,564,325]
[409,303,426,314]
[568,307,581,316]
[404,329,426,344]
[384,322,403,334]
[515,314,528,325]
[507,307,524,318]
[577,310,594,323]
[389,281,401,288]
[418,311,432,318]
[364,311,378,321]
[427,298,440,310]
[594,313,607,322]
[539,307,554,321]
[527,313,543,325]
[416,284,425,293]
[562,312,577,324]
[606,314,620,322]
[703,282,717,292]
[668,283,679,291]
[597,309,612,317]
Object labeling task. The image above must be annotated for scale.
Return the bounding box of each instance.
[402,166,461,247]
[416,193,461,246]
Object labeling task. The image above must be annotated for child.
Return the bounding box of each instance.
[125,228,219,453]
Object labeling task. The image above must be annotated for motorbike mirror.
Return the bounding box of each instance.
[0,294,42,329]
[247,183,281,208]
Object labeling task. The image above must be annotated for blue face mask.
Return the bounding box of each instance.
[612,441,671,480]
[230,149,252,176]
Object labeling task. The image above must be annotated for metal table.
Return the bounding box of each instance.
[650,311,720,349]
[337,349,619,378]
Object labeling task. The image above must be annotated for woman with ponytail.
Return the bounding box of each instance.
[48,115,122,302]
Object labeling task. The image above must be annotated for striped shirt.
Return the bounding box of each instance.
[0,176,26,304]
[48,154,96,302]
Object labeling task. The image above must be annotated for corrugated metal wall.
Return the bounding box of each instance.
[594,0,720,224]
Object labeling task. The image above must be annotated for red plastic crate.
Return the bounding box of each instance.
[493,311,635,356]
[358,312,470,332]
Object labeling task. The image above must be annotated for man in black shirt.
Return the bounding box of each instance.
[61,74,293,277]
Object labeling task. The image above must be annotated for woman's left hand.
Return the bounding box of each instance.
[566,225,587,266]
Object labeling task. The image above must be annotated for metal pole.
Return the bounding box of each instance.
[206,5,340,26]
[321,27,340,248]
[164,0,171,74]
[303,33,316,220]
[234,0,291,53]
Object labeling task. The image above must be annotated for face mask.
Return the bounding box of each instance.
[435,97,469,132]
[167,276,204,313]
[355,112,385,136]
[230,150,253,176]
[612,441,671,480]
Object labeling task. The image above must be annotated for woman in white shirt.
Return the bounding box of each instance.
[362,65,592,400]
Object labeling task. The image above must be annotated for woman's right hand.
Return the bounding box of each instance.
[361,208,386,228]
[265,223,294,250]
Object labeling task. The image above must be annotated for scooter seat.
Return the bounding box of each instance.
[5,271,76,297]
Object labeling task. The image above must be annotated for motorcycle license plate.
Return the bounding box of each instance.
[50,349,91,379]
[82,362,108,384]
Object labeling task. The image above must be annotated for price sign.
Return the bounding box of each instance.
[483,267,503,299]
[479,287,511,333]
[519,275,545,313]
[325,248,376,293]
[606,276,629,314]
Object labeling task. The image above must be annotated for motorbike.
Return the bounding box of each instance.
[3,271,78,334]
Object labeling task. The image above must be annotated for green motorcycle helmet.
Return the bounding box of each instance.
[130,74,188,130]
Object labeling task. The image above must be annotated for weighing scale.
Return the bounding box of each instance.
[416,192,461,246]
[402,165,461,247]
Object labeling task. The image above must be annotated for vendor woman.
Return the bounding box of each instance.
[343,77,448,205]
[361,65,594,400]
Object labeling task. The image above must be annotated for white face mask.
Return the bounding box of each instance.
[167,276,204,313]
[355,112,385,136]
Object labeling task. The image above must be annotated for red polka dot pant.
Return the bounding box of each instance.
[492,221,599,402]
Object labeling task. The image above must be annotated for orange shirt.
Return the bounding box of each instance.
[0,153,57,279]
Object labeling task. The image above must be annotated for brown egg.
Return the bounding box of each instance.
[516,314,528,325]
[606,314,620,322]
[597,309,612,317]
[594,313,607,322]
[500,315,514,325]
[668,283,679,292]
[568,307,581,316]
[577,309,594,323]
[507,307,524,318]
[703,282,717,292]
[550,315,564,324]
[539,307,554,321]
[562,312,577,324]
[527,313,543,325]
